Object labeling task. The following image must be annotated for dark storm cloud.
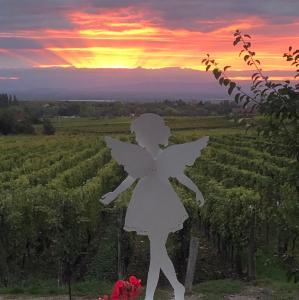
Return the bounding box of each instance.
[147,0,299,31]
[0,38,41,49]
[84,0,299,30]
[0,0,298,32]
[0,0,79,30]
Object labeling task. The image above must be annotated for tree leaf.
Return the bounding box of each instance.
[233,36,241,46]
[244,55,250,62]
[228,82,236,95]
[254,81,263,89]
[234,93,241,103]
[223,79,230,86]
[213,68,222,79]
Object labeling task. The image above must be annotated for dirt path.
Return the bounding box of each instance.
[0,287,275,300]
[0,297,94,300]
[225,286,273,300]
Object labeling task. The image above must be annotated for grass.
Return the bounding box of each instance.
[192,278,299,299]
[0,279,172,299]
[28,115,248,146]
[257,278,299,300]
[255,251,299,299]
[0,279,112,297]
[193,279,244,299]
[1,258,299,299]
[39,115,245,135]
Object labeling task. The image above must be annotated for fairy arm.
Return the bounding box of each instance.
[100,175,135,205]
[101,136,153,205]
[176,174,205,207]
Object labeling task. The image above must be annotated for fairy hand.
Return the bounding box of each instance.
[196,190,205,208]
[100,191,117,205]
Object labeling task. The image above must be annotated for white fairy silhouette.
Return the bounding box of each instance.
[100,113,209,300]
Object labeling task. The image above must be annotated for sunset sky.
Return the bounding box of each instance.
[0,0,298,99]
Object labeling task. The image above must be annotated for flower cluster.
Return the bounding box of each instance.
[98,275,142,300]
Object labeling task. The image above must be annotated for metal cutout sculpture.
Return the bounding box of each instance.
[100,113,209,300]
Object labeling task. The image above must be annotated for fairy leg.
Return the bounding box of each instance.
[145,232,185,300]
[145,233,163,300]
[159,245,185,300]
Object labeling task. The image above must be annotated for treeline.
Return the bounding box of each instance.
[1,95,253,135]
[0,94,18,108]
[0,93,56,135]
[23,99,249,118]
[0,94,252,135]
[0,93,34,135]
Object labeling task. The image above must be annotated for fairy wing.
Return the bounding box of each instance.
[105,136,154,179]
[157,136,209,178]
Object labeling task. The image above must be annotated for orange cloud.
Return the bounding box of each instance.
[1,7,298,71]
[44,10,297,71]
[230,76,299,81]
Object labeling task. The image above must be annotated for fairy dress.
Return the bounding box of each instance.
[105,136,209,236]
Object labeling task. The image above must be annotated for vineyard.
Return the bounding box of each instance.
[0,128,298,295]
[44,115,243,135]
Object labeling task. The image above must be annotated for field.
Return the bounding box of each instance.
[0,116,298,299]
[33,115,244,134]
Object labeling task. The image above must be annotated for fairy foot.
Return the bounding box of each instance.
[174,284,185,300]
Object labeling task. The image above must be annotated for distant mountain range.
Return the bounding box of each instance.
[0,67,294,101]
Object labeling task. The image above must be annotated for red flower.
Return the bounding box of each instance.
[129,276,141,287]
[102,276,142,300]
[128,276,142,299]
[111,279,128,300]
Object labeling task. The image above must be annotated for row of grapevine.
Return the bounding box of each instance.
[0,143,85,182]
[186,136,299,279]
[0,141,105,193]
[0,139,121,285]
[0,133,297,286]
[212,136,296,168]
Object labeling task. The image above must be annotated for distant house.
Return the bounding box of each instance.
[232,107,246,113]
[15,111,25,122]
[231,106,257,115]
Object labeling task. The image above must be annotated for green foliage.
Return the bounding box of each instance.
[0,278,112,296]
[88,224,118,281]
[42,118,55,135]
[0,125,298,291]
[0,94,18,108]
[0,107,35,135]
[193,279,244,298]
[203,30,299,161]
[25,99,241,119]
[47,115,244,135]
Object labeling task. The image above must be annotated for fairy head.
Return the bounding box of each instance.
[130,113,171,150]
